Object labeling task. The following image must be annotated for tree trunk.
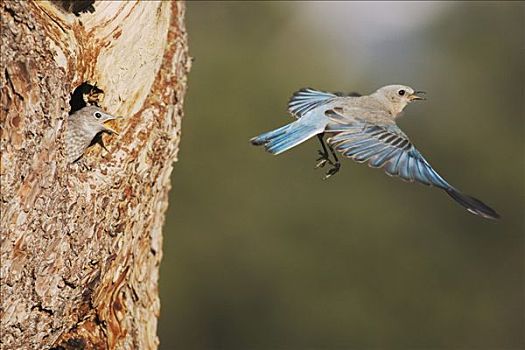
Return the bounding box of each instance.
[0,1,190,349]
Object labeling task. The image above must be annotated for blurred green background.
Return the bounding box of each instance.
[159,2,524,349]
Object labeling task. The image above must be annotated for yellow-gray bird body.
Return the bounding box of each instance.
[66,105,120,163]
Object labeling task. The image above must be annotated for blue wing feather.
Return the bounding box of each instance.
[400,154,413,182]
[328,122,445,186]
[369,147,399,168]
[288,88,337,118]
[326,120,499,219]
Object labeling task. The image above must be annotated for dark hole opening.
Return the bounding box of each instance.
[69,83,103,115]
[52,1,96,16]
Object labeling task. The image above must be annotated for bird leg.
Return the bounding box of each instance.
[315,134,341,179]
[315,134,333,168]
[323,141,341,180]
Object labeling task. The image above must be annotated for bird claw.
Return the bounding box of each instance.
[74,158,93,172]
[323,163,341,180]
[315,150,332,169]
[315,149,341,178]
[315,158,328,168]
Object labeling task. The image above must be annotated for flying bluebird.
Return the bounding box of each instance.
[66,105,121,163]
[250,85,499,220]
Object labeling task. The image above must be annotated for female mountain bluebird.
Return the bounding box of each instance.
[250,85,499,220]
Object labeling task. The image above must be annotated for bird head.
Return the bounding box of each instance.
[81,105,122,134]
[373,85,426,117]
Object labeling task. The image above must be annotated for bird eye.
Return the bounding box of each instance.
[94,112,102,119]
[398,90,405,96]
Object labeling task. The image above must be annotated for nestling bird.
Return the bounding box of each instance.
[66,105,121,163]
[250,85,499,220]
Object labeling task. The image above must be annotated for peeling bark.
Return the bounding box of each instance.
[0,1,190,349]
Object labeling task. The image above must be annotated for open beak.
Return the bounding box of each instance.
[409,90,426,101]
[103,116,123,135]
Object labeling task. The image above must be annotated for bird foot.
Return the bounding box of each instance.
[73,158,93,172]
[315,158,328,168]
[315,150,332,169]
[323,162,341,180]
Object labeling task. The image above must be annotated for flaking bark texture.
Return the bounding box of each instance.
[0,1,190,349]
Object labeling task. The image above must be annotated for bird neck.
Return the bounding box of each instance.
[370,92,406,118]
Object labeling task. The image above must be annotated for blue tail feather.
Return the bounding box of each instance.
[251,122,320,155]
[250,124,291,145]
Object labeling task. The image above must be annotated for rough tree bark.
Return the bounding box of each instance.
[1,1,190,349]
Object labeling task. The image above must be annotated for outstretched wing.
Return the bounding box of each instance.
[288,88,361,119]
[327,122,448,186]
[326,119,499,219]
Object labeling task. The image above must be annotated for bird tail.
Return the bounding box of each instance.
[250,121,320,155]
[445,187,500,220]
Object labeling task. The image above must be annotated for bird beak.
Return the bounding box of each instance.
[409,90,426,101]
[103,115,123,135]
